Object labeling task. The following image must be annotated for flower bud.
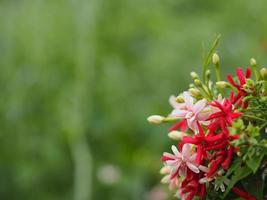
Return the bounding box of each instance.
[160,166,171,174]
[189,88,200,97]
[216,81,227,89]
[260,68,267,79]
[176,96,184,103]
[161,175,170,184]
[189,83,195,88]
[194,79,202,87]
[205,70,211,79]
[147,115,164,124]
[190,72,199,80]
[250,58,257,67]
[168,131,185,140]
[212,53,220,65]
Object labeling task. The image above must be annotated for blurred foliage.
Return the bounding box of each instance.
[0,0,267,200]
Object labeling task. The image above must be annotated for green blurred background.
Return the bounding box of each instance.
[0,0,267,199]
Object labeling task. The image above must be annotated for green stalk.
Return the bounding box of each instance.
[202,35,221,82]
[215,65,221,82]
[243,114,266,122]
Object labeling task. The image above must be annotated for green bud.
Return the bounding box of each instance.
[189,88,200,97]
[216,81,227,89]
[205,70,211,79]
[190,72,199,80]
[250,58,257,67]
[176,96,184,103]
[194,79,202,87]
[212,53,220,65]
[189,83,195,88]
[260,68,267,79]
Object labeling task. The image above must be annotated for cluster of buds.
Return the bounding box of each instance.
[148,44,267,200]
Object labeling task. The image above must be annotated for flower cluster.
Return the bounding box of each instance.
[148,41,267,200]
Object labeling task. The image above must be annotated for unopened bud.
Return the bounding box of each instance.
[250,58,257,67]
[160,166,171,174]
[189,88,200,97]
[176,96,184,103]
[194,79,202,87]
[147,115,164,124]
[161,175,170,184]
[205,70,211,79]
[190,72,199,80]
[212,53,220,65]
[216,81,227,89]
[168,131,185,140]
[260,68,267,79]
[189,83,195,88]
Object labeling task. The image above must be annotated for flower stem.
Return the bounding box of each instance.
[243,114,266,122]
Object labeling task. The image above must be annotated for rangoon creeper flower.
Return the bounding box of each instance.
[169,92,211,130]
[162,144,200,177]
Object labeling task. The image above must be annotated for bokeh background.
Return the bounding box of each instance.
[1,0,267,199]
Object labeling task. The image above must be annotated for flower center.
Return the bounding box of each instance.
[185,111,194,119]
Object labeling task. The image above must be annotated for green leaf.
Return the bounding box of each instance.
[215,158,242,188]
[246,150,264,173]
[202,35,221,81]
[223,165,252,198]
[241,171,264,200]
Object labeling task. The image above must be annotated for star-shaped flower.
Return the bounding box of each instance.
[169,92,211,130]
[161,144,200,178]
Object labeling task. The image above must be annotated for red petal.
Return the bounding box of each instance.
[236,67,246,85]
[245,67,252,78]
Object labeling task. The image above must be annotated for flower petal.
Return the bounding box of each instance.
[189,153,197,162]
[183,92,194,108]
[187,117,197,130]
[171,145,182,157]
[182,144,192,159]
[192,99,206,114]
[163,152,176,160]
[186,162,200,173]
[170,110,188,118]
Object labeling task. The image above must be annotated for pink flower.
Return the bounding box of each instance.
[161,144,200,178]
[169,92,210,130]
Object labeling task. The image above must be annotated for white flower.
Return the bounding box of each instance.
[169,92,211,130]
[162,144,200,177]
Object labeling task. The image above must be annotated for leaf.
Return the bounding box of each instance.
[223,165,252,198]
[215,158,242,188]
[202,34,221,81]
[241,171,264,200]
[246,151,264,173]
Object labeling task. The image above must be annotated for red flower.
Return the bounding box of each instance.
[179,171,206,200]
[169,119,187,132]
[182,123,226,165]
[207,99,242,126]
[227,67,251,105]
